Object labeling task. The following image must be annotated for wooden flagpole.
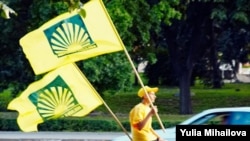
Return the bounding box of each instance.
[74,63,132,141]
[122,48,166,133]
[99,0,166,134]
[102,100,133,141]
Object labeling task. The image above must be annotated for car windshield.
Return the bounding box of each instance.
[189,113,225,125]
[187,111,250,125]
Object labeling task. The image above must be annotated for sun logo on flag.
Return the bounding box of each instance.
[28,76,83,120]
[44,14,97,57]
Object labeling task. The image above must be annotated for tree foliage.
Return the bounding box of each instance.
[142,0,250,114]
[2,0,250,115]
[0,0,181,97]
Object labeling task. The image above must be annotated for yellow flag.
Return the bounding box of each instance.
[20,0,124,75]
[7,63,103,132]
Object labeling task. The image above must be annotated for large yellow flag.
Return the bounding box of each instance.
[7,63,103,132]
[20,0,124,75]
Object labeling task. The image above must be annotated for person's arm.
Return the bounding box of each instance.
[149,106,166,141]
[136,106,157,130]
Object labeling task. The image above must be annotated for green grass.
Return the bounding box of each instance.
[82,83,250,122]
[1,83,250,123]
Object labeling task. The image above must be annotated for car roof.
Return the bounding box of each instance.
[201,107,250,113]
[180,107,250,125]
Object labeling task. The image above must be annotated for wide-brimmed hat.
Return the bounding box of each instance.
[137,86,159,98]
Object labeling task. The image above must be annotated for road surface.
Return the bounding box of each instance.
[0,131,127,141]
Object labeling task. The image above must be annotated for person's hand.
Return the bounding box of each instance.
[150,106,158,115]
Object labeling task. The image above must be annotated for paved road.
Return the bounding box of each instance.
[0,131,127,141]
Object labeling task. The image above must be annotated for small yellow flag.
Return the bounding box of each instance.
[20,0,124,75]
[7,63,103,132]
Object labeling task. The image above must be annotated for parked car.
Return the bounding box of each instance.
[112,107,250,141]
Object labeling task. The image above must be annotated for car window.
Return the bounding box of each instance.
[189,114,216,125]
[230,112,250,125]
[190,112,230,125]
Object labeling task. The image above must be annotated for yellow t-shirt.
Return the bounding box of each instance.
[129,103,156,141]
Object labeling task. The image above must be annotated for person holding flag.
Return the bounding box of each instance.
[129,86,166,141]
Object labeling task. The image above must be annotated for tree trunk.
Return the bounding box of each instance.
[211,43,222,88]
[211,21,222,88]
[179,67,193,114]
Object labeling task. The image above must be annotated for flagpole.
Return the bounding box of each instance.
[73,63,132,141]
[102,100,133,141]
[100,0,166,133]
[100,1,166,134]
[97,98,133,141]
[122,48,166,133]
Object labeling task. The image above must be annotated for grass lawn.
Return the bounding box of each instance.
[1,83,250,123]
[83,83,250,122]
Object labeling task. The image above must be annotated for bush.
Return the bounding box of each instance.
[0,118,19,131]
[0,117,180,131]
[1,83,250,131]
[0,91,12,111]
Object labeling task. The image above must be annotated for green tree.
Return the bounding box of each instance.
[165,1,214,114]
[0,0,34,95]
[0,0,144,96]
[213,0,250,78]
[163,0,250,114]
